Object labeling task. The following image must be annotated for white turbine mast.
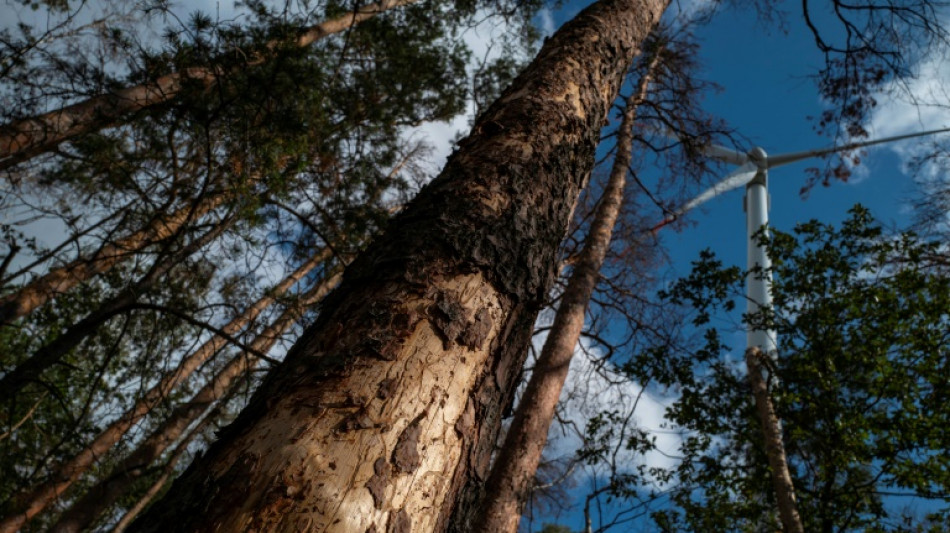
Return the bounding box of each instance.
[656,126,950,357]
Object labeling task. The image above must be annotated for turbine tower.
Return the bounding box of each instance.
[656,126,950,356]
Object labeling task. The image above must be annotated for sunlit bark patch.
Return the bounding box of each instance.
[185,273,503,532]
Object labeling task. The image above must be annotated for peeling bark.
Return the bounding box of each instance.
[0,192,226,326]
[0,0,420,170]
[471,51,661,533]
[44,273,341,533]
[746,347,804,533]
[126,0,666,529]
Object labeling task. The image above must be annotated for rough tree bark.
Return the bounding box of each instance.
[472,49,661,533]
[0,192,226,326]
[745,347,804,533]
[45,272,342,533]
[0,215,233,406]
[0,0,419,170]
[0,250,328,532]
[125,0,666,529]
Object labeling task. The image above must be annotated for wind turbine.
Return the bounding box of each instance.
[653,126,950,356]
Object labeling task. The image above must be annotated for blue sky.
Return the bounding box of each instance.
[527,0,948,300]
[662,1,937,272]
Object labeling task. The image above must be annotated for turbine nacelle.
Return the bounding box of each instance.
[748,146,768,168]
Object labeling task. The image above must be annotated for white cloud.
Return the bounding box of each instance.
[860,53,950,180]
[520,323,683,490]
[536,8,556,37]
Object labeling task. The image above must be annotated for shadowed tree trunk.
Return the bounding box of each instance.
[745,346,804,533]
[0,0,419,171]
[0,250,328,532]
[472,49,660,533]
[0,215,233,406]
[45,272,342,533]
[122,0,666,529]
[0,192,227,326]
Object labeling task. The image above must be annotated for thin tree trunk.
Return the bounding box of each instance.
[472,50,661,533]
[745,347,804,533]
[0,0,419,170]
[0,192,226,326]
[0,202,131,286]
[0,215,232,406]
[110,399,224,533]
[0,250,327,532]
[44,273,341,533]
[124,0,665,529]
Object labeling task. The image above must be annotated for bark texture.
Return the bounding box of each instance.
[47,272,340,533]
[127,0,665,529]
[0,0,418,170]
[472,51,660,533]
[0,217,232,406]
[0,192,226,326]
[745,347,804,533]
[0,251,327,532]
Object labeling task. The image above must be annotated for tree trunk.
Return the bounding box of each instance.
[0,0,419,171]
[0,192,226,326]
[0,215,232,406]
[124,0,665,529]
[472,50,660,533]
[43,272,341,533]
[745,347,804,533]
[0,250,327,532]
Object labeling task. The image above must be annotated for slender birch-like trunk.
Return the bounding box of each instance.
[0,250,327,531]
[472,50,661,533]
[110,400,222,533]
[44,272,341,533]
[0,215,232,405]
[123,0,666,529]
[0,192,226,326]
[0,0,419,170]
[745,347,804,533]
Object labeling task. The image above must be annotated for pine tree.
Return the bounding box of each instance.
[125,0,668,529]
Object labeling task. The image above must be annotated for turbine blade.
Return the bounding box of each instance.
[677,162,759,214]
[702,142,748,166]
[651,162,759,233]
[653,126,749,165]
[767,126,950,168]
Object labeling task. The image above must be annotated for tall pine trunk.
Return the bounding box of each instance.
[0,215,232,405]
[127,0,666,529]
[472,50,660,532]
[0,192,226,326]
[46,272,341,533]
[0,250,328,531]
[0,0,419,170]
[745,347,804,533]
